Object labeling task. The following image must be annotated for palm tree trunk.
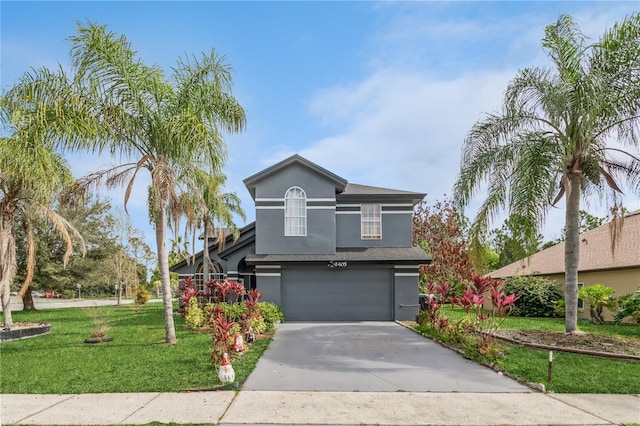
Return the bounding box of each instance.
[0,217,16,327]
[203,221,210,284]
[564,172,581,333]
[155,208,177,344]
[21,287,36,311]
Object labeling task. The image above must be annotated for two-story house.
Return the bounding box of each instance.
[171,154,431,321]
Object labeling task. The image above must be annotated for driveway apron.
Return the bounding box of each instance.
[242,322,530,392]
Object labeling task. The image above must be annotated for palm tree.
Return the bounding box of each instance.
[453,14,640,333]
[1,99,85,327]
[65,22,246,343]
[178,169,245,284]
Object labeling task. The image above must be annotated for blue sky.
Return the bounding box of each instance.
[3,1,640,260]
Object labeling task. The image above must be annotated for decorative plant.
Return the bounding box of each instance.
[134,286,150,305]
[257,302,284,331]
[416,281,450,332]
[417,275,518,357]
[245,289,263,312]
[210,307,239,366]
[180,276,199,315]
[503,276,563,317]
[578,284,616,324]
[214,280,246,303]
[614,288,640,324]
[84,307,112,341]
[185,297,206,330]
[460,276,518,352]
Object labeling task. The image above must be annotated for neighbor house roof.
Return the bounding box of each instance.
[246,246,432,265]
[490,210,640,278]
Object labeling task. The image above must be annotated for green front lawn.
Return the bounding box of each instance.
[0,303,271,393]
[413,307,640,393]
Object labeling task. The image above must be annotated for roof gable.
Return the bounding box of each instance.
[490,210,640,278]
[243,154,348,200]
[169,222,256,271]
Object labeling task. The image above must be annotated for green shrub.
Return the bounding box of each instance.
[184,298,205,330]
[503,276,563,317]
[218,302,248,322]
[134,287,150,305]
[614,289,640,324]
[552,299,565,316]
[248,314,267,335]
[62,289,76,299]
[258,302,284,331]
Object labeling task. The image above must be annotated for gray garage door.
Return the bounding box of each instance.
[281,268,393,321]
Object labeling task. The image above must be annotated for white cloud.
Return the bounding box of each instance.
[302,67,513,198]
[295,6,640,242]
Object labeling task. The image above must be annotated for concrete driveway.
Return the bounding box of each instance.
[242,322,531,392]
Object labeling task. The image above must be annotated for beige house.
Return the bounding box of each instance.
[489,210,640,320]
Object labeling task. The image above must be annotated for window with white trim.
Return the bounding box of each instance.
[284,187,306,236]
[361,203,382,239]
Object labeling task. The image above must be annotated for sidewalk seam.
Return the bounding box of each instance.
[545,394,616,425]
[12,394,77,425]
[217,390,241,425]
[117,392,163,425]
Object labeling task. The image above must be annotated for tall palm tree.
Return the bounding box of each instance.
[454,14,640,333]
[1,100,85,326]
[65,22,246,343]
[178,169,245,283]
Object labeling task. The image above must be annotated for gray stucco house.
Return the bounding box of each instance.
[171,154,431,321]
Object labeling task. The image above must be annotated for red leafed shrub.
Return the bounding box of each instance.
[214,280,246,303]
[180,276,199,315]
[418,273,519,358]
[211,306,239,366]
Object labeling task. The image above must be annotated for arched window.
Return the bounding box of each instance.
[195,261,224,291]
[285,186,306,236]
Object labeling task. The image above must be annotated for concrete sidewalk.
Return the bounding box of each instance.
[2,391,639,425]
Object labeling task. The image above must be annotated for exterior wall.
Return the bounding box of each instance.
[543,268,640,320]
[255,266,282,306]
[488,268,639,321]
[394,266,420,321]
[336,203,413,248]
[254,164,337,255]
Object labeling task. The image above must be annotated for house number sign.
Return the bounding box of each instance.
[328,261,348,268]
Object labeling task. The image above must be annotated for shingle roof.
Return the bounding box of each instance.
[341,183,422,196]
[246,246,432,264]
[337,183,426,205]
[490,210,640,278]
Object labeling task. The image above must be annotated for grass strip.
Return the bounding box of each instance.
[0,303,271,394]
[502,345,640,393]
[413,307,640,393]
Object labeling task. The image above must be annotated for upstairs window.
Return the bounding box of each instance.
[285,187,306,236]
[361,203,381,239]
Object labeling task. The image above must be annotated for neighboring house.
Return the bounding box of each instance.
[489,210,640,319]
[171,154,431,321]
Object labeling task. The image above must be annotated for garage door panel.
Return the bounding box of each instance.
[282,269,392,321]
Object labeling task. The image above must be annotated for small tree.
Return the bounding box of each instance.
[413,198,475,292]
[578,284,616,324]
